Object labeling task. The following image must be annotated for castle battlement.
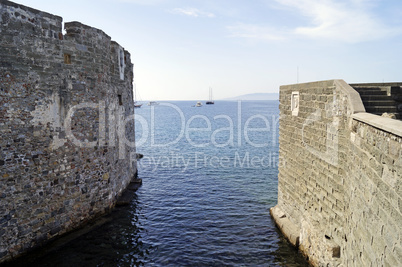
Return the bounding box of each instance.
[0,1,137,262]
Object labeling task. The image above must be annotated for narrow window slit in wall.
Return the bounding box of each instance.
[118,94,123,106]
[120,51,124,69]
[64,53,71,64]
[118,47,125,80]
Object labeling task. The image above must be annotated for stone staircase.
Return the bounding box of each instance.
[350,84,402,119]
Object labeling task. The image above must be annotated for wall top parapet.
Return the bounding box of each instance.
[1,0,62,21]
[334,79,366,114]
[280,79,336,91]
[65,21,111,40]
[280,79,366,115]
[1,0,129,59]
[352,112,402,138]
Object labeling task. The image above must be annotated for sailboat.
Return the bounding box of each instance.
[206,87,214,105]
[134,83,142,108]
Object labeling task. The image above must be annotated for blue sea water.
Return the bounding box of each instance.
[21,101,308,266]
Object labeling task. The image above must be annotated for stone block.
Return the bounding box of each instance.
[389,140,400,157]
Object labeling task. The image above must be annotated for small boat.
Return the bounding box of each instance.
[148,101,159,106]
[196,101,202,107]
[134,83,142,108]
[206,87,214,105]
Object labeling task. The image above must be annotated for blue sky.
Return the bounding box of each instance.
[17,0,402,100]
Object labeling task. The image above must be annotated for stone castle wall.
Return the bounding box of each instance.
[272,79,402,266]
[0,1,137,262]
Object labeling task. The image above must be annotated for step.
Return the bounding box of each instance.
[362,100,396,106]
[360,95,393,101]
[355,90,388,96]
[353,86,387,92]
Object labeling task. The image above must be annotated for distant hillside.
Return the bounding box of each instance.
[222,93,279,101]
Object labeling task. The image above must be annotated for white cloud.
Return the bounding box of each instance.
[229,0,401,43]
[277,0,401,43]
[170,8,215,18]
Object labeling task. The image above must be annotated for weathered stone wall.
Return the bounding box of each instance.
[345,113,402,266]
[272,79,402,266]
[0,1,137,262]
